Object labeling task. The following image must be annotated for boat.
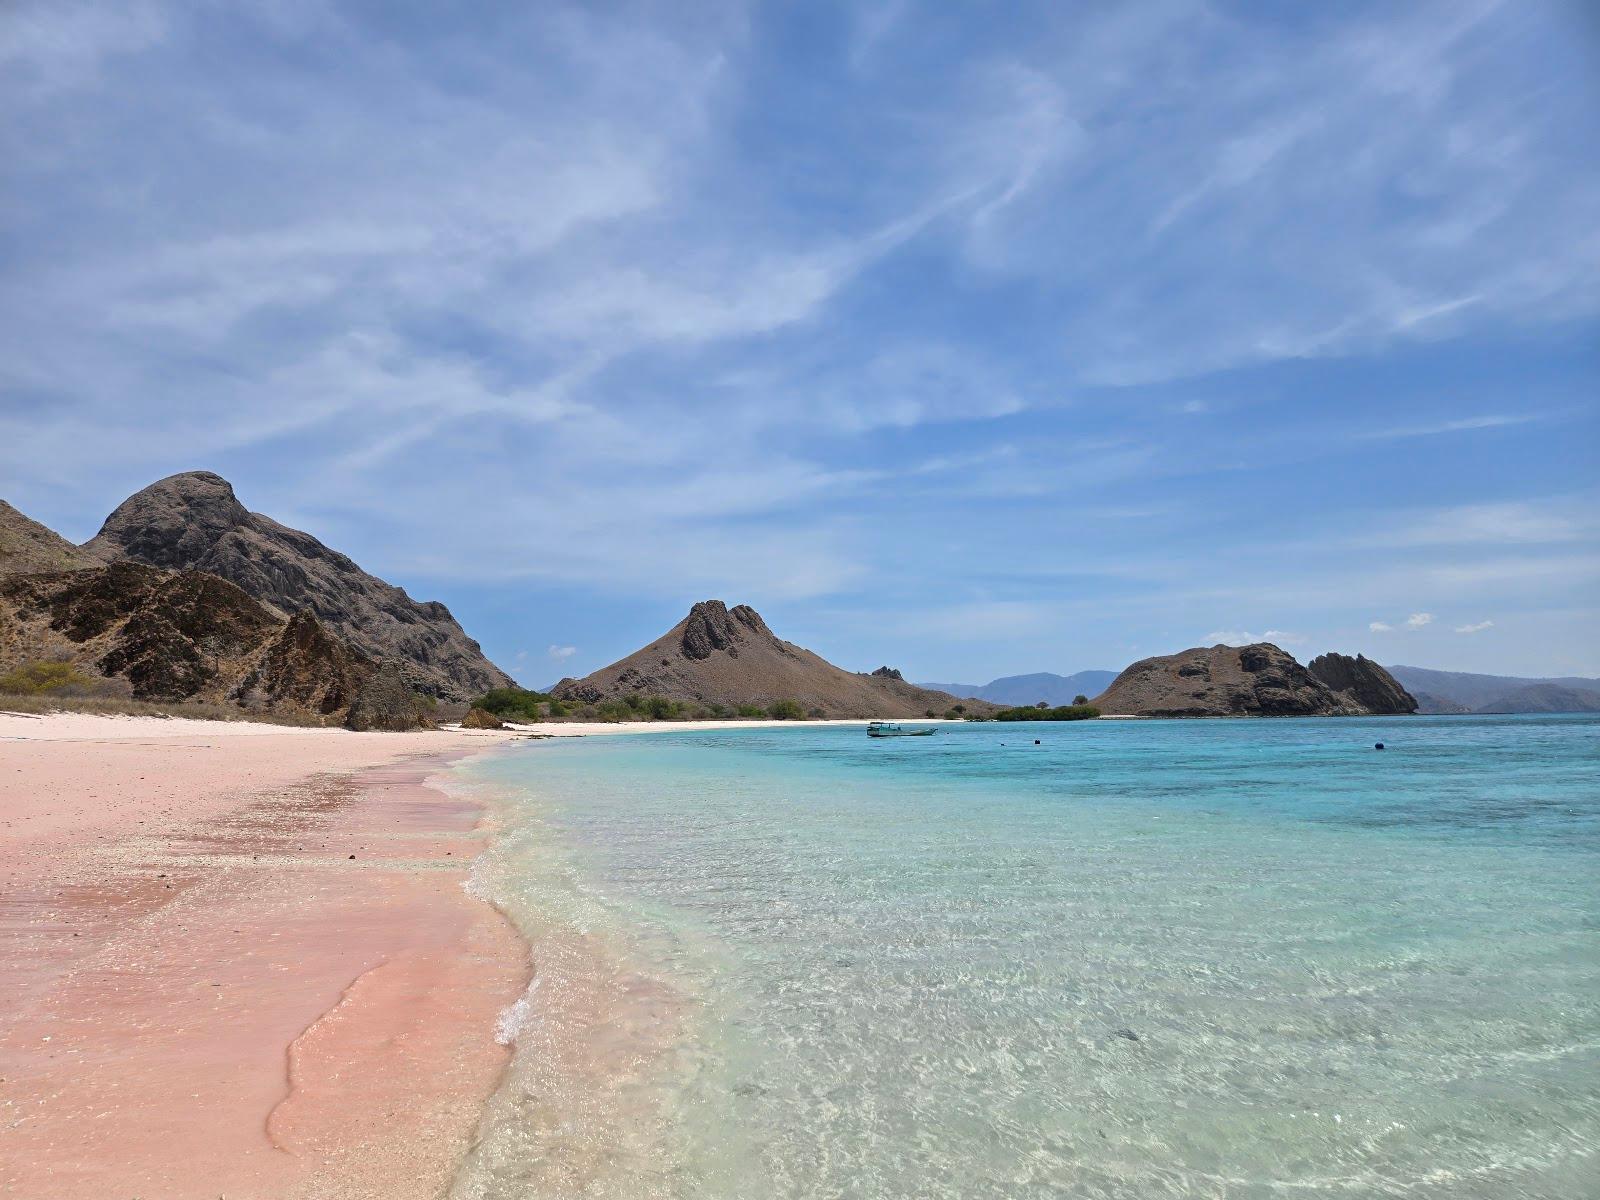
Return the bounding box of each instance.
[867,721,938,738]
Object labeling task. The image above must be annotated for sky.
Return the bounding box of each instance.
[4,0,1598,686]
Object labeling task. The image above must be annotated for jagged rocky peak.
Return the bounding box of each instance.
[1307,652,1417,714]
[80,470,512,700]
[680,600,774,660]
[870,666,904,680]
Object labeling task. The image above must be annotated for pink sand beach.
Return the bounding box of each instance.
[0,713,530,1199]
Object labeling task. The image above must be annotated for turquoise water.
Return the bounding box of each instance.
[450,716,1600,1199]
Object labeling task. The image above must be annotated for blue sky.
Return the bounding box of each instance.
[4,0,1598,684]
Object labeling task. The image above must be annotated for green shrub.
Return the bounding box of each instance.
[471,686,551,720]
[994,704,1100,722]
[0,661,96,695]
[766,699,804,720]
[594,699,634,721]
[642,695,681,720]
[545,697,568,718]
[736,703,765,718]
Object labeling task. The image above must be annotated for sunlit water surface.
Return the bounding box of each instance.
[448,716,1599,1199]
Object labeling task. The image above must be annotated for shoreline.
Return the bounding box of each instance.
[0,713,530,1199]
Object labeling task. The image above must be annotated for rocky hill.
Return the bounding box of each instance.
[1092,643,1416,717]
[83,472,510,700]
[0,500,99,577]
[0,562,375,718]
[1306,653,1417,713]
[553,600,991,718]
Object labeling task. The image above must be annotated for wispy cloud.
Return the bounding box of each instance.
[547,644,577,661]
[1455,620,1493,634]
[1369,621,1394,632]
[1358,414,1544,441]
[1361,497,1598,548]
[934,2,1600,385]
[3,1,1596,679]
[1406,612,1435,629]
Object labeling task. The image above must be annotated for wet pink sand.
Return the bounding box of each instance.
[0,716,530,1199]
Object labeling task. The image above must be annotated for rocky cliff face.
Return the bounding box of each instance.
[0,563,372,714]
[83,472,510,700]
[555,600,990,718]
[1306,653,1416,714]
[235,611,372,716]
[1092,643,1373,717]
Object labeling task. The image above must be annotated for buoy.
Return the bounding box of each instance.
[1035,739,1041,745]
[1374,742,1385,751]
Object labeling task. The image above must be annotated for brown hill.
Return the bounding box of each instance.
[0,562,374,718]
[82,471,510,700]
[0,500,99,577]
[1306,653,1416,714]
[553,600,989,719]
[1092,643,1416,717]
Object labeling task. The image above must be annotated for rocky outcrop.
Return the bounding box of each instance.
[344,661,434,731]
[680,601,775,660]
[233,611,372,716]
[554,600,992,719]
[1092,643,1371,717]
[460,706,505,729]
[0,562,373,716]
[1307,653,1416,714]
[83,471,511,700]
[0,500,99,577]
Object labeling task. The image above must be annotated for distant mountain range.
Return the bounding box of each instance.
[918,671,1118,707]
[1387,665,1600,714]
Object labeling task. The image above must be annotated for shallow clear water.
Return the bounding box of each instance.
[450,716,1600,1199]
